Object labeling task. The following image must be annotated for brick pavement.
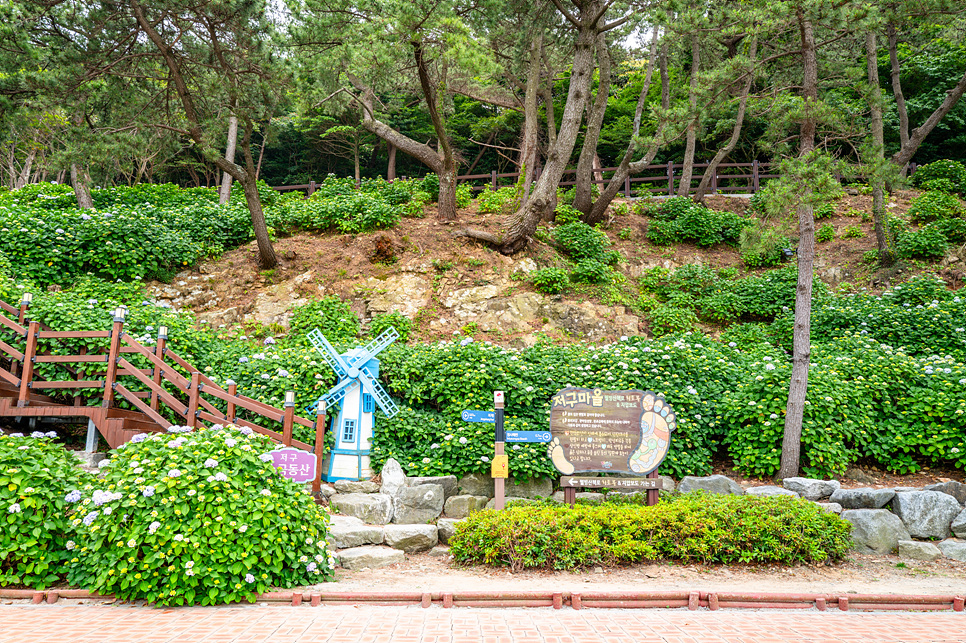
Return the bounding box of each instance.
[1,605,965,643]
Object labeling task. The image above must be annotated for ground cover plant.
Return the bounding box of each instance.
[65,424,334,606]
[449,494,853,571]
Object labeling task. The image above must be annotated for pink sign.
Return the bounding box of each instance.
[270,447,317,483]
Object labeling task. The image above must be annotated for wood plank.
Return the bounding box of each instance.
[122,336,190,390]
[200,385,284,422]
[0,300,19,315]
[0,316,26,336]
[116,358,190,418]
[196,410,312,451]
[34,355,108,364]
[37,331,111,339]
[162,349,195,372]
[28,381,104,389]
[0,368,19,387]
[0,339,24,361]
[114,383,173,429]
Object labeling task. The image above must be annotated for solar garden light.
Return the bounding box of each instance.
[113,307,126,322]
[158,325,168,340]
[284,391,296,407]
[21,292,32,306]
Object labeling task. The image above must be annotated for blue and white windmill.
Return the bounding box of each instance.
[308,327,400,481]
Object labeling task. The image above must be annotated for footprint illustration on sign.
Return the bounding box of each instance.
[628,392,676,474]
[547,437,575,474]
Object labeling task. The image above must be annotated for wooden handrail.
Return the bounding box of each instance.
[200,384,285,422]
[115,383,173,429]
[0,367,20,387]
[37,331,111,339]
[0,316,26,336]
[29,381,104,389]
[35,355,108,364]
[116,358,190,418]
[0,339,24,361]
[122,335,191,390]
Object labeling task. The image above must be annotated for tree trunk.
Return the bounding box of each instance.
[71,163,94,209]
[518,33,544,208]
[779,10,818,481]
[15,147,37,190]
[240,121,278,269]
[695,37,757,202]
[574,33,612,215]
[353,130,361,185]
[676,32,701,197]
[886,23,909,152]
[219,115,238,204]
[890,67,966,171]
[866,31,893,266]
[412,38,458,220]
[387,143,397,181]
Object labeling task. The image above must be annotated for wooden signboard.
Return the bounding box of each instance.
[547,387,677,476]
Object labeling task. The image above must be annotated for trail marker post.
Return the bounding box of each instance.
[492,391,507,510]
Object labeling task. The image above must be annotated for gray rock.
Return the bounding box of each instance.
[678,475,744,495]
[782,477,841,501]
[746,486,800,498]
[659,476,676,493]
[844,467,877,484]
[575,492,606,504]
[443,495,489,519]
[318,484,337,498]
[384,524,438,553]
[892,486,920,493]
[506,477,553,499]
[938,538,966,562]
[73,452,107,468]
[392,484,445,524]
[458,472,495,498]
[436,518,463,545]
[429,545,450,558]
[829,487,895,509]
[331,493,394,525]
[898,540,942,562]
[891,491,962,539]
[327,523,385,550]
[334,480,381,494]
[815,502,844,514]
[328,514,364,528]
[380,458,408,497]
[485,497,541,509]
[924,481,966,505]
[952,508,966,538]
[337,545,406,570]
[408,475,458,500]
[841,509,911,554]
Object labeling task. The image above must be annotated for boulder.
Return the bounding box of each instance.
[951,508,966,539]
[575,492,606,504]
[829,488,895,509]
[380,458,408,497]
[337,546,406,570]
[841,509,911,554]
[328,514,364,528]
[897,540,942,562]
[485,497,541,509]
[844,467,877,484]
[328,523,385,550]
[475,293,546,334]
[443,495,489,519]
[334,480,381,494]
[814,502,844,514]
[392,484,445,524]
[924,481,966,506]
[937,538,966,562]
[330,493,394,525]
[506,476,553,498]
[429,545,451,558]
[891,491,962,539]
[408,475,458,500]
[746,486,799,498]
[318,484,337,498]
[436,518,463,545]
[458,472,494,498]
[365,273,431,318]
[781,477,841,501]
[384,524,439,553]
[678,475,744,495]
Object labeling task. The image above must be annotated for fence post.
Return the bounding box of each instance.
[101,307,126,408]
[150,326,168,412]
[17,321,39,408]
[312,401,327,496]
[307,180,316,198]
[283,391,295,446]
[186,371,201,428]
[10,292,31,378]
[712,166,718,194]
[752,160,760,193]
[667,162,675,196]
[624,175,631,199]
[226,380,237,423]
[490,170,497,191]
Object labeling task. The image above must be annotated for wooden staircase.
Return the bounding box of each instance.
[0,295,326,489]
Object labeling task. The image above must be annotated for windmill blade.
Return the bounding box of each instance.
[306,377,356,415]
[358,367,399,418]
[361,327,399,360]
[307,328,350,379]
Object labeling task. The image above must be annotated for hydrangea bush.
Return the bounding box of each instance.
[1,432,93,588]
[66,425,333,606]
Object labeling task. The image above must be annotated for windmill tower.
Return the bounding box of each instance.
[308,327,400,481]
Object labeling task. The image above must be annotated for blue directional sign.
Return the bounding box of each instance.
[505,431,552,443]
[461,410,495,423]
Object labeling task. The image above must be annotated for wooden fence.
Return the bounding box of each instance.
[0,296,327,493]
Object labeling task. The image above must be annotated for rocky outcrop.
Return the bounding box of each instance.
[458,473,494,497]
[923,481,966,505]
[781,477,840,501]
[365,273,431,317]
[392,484,445,524]
[505,477,553,499]
[898,540,942,562]
[408,475,458,500]
[841,509,910,554]
[890,491,962,539]
[678,475,744,495]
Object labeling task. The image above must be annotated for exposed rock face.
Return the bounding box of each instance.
[829,488,896,509]
[898,540,942,562]
[678,475,744,495]
[337,545,405,570]
[841,509,911,554]
[380,458,408,497]
[392,484,445,524]
[330,493,394,525]
[383,524,439,553]
[436,518,463,545]
[334,480,381,494]
[248,271,318,327]
[890,491,962,539]
[538,301,639,341]
[444,285,503,319]
[746,486,799,498]
[937,539,966,562]
[408,476,458,500]
[505,477,553,499]
[458,473,494,498]
[365,273,431,318]
[781,477,840,501]
[443,495,489,519]
[923,481,966,505]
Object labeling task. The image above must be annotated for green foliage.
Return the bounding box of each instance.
[530,267,570,294]
[740,227,789,268]
[402,192,430,218]
[921,178,958,193]
[932,218,966,244]
[913,160,966,194]
[278,177,401,233]
[420,173,440,201]
[288,296,360,343]
[816,224,835,243]
[66,425,334,605]
[475,186,517,215]
[450,494,852,570]
[907,190,965,224]
[1,434,94,588]
[646,197,751,247]
[455,183,473,209]
[570,259,611,284]
[649,305,697,336]
[814,203,836,220]
[369,311,412,343]
[896,225,949,260]
[842,225,865,239]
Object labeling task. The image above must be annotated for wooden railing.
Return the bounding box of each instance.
[0,296,327,492]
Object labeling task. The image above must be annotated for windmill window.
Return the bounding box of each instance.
[341,419,356,443]
[363,394,374,413]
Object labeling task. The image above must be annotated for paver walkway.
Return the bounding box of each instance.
[1,605,964,643]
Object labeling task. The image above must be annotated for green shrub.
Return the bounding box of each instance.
[814,203,836,220]
[552,221,618,265]
[531,267,570,294]
[66,425,334,605]
[816,224,835,243]
[862,249,880,264]
[842,225,865,239]
[455,183,473,209]
[649,305,697,336]
[288,296,360,343]
[907,190,965,224]
[401,192,429,218]
[896,225,949,260]
[476,187,517,215]
[449,494,852,570]
[913,159,966,193]
[420,173,440,201]
[921,178,958,193]
[932,217,966,244]
[369,311,413,343]
[740,227,788,268]
[570,259,611,284]
[646,197,751,247]
[1,434,94,588]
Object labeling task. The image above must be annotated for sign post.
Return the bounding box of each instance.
[311,400,326,497]
[492,390,506,510]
